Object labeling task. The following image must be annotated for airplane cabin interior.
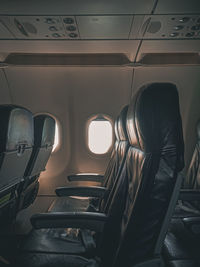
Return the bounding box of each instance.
[0,1,200,266]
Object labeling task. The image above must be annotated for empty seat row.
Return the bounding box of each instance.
[14,83,185,267]
[0,105,55,224]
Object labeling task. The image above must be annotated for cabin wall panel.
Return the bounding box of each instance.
[0,69,12,104]
[132,66,200,170]
[5,67,133,195]
[66,67,132,175]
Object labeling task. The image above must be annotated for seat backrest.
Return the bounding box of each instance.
[100,83,184,267]
[24,114,55,178]
[0,105,33,198]
[114,83,184,267]
[100,115,120,187]
[103,105,129,188]
[99,105,129,210]
[184,120,200,190]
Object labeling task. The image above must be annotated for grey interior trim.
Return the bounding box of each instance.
[154,172,184,254]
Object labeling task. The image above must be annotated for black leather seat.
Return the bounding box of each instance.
[15,83,184,267]
[184,120,200,192]
[0,105,33,223]
[18,114,55,211]
[163,121,200,267]
[17,106,129,256]
[49,105,129,213]
[172,120,200,218]
[164,223,200,267]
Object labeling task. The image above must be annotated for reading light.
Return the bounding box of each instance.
[186,32,195,37]
[45,18,56,24]
[179,17,190,23]
[49,26,58,31]
[67,25,76,31]
[52,33,61,38]
[173,25,184,30]
[69,33,78,38]
[63,18,74,24]
[170,32,179,37]
[191,25,200,31]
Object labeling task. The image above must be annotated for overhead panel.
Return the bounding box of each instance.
[0,19,15,39]
[155,0,200,14]
[129,15,145,39]
[131,15,200,40]
[77,16,133,39]
[0,16,80,40]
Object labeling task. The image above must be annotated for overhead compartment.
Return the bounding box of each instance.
[0,40,140,62]
[3,53,131,66]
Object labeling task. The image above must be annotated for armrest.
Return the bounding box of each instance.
[179,189,200,201]
[68,174,104,182]
[55,186,107,198]
[31,212,107,232]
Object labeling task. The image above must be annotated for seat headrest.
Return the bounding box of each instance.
[197,120,200,141]
[34,115,55,147]
[0,105,33,152]
[126,83,184,170]
[118,105,129,141]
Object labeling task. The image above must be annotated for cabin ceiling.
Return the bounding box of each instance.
[0,0,200,62]
[0,0,154,15]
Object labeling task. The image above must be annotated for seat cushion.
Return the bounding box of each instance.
[14,253,99,267]
[168,260,200,267]
[163,216,200,266]
[20,228,90,255]
[163,232,200,261]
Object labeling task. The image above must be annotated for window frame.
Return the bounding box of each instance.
[86,114,114,156]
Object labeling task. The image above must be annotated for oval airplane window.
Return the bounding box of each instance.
[88,116,113,154]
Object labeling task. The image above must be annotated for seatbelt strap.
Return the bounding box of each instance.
[81,229,96,251]
[178,200,200,215]
[0,256,10,265]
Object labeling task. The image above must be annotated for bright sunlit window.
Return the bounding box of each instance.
[52,122,59,152]
[88,117,113,154]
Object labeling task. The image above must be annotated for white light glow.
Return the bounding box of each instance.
[52,123,59,152]
[88,120,112,154]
